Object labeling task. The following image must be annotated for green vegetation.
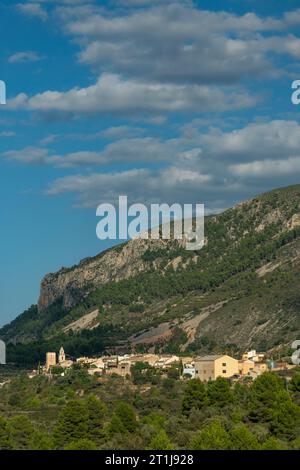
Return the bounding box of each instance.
[0,366,300,450]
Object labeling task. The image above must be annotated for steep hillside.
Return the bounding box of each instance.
[38,238,177,311]
[2,184,300,364]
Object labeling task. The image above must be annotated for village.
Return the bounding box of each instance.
[31,347,296,382]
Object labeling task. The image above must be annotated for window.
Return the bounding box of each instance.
[222,363,226,366]
[222,370,226,374]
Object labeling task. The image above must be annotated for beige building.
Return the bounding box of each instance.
[242,350,265,363]
[77,356,97,365]
[155,355,180,369]
[238,359,255,376]
[194,355,239,381]
[46,352,56,371]
[105,361,131,377]
[77,357,104,368]
[247,363,268,379]
[254,362,267,375]
[126,354,158,367]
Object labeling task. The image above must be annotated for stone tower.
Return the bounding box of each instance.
[58,346,65,364]
[46,352,56,371]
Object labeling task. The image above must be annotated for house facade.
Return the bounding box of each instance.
[194,354,239,381]
[238,359,255,376]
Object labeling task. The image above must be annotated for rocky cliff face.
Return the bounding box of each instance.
[37,188,300,313]
[3,184,300,357]
[38,238,174,311]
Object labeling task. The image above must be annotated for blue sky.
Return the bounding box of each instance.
[0,0,300,325]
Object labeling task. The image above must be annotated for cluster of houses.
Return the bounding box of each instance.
[183,351,268,381]
[184,350,295,381]
[42,348,181,378]
[35,347,294,382]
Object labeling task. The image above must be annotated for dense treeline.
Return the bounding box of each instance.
[0,366,300,450]
[6,324,124,365]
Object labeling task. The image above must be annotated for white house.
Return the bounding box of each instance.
[183,364,195,378]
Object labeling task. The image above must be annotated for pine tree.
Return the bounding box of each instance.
[182,379,208,416]
[109,413,128,436]
[85,395,107,442]
[230,424,260,450]
[114,401,138,433]
[190,421,232,450]
[147,429,174,450]
[208,377,234,407]
[0,416,12,450]
[9,415,36,450]
[64,438,98,450]
[53,400,89,449]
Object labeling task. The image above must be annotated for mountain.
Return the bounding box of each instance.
[2,184,300,364]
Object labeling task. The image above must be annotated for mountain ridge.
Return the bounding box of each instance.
[2,184,300,364]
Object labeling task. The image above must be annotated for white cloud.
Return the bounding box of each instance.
[5,118,300,210]
[39,134,59,145]
[56,3,291,86]
[2,137,177,167]
[114,0,192,6]
[6,118,300,172]
[39,0,94,3]
[8,51,43,64]
[99,125,145,139]
[199,120,300,161]
[0,131,16,137]
[262,35,300,59]
[50,137,174,167]
[284,9,300,27]
[8,73,256,115]
[230,156,300,178]
[7,3,300,213]
[2,147,49,164]
[46,166,213,207]
[16,3,48,21]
